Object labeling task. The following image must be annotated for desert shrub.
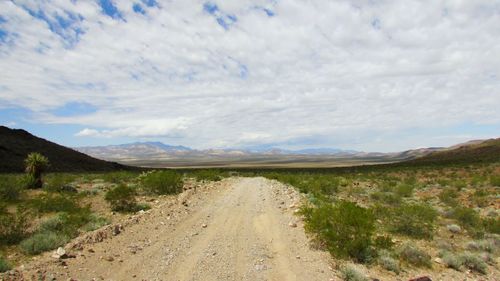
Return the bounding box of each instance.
[440,251,463,271]
[0,175,24,202]
[461,252,487,274]
[395,183,415,197]
[101,171,138,184]
[82,214,110,231]
[20,231,68,255]
[370,192,401,205]
[439,188,458,206]
[374,235,394,250]
[141,170,183,195]
[192,169,224,182]
[451,206,483,236]
[390,203,437,239]
[490,175,500,187]
[340,264,368,281]
[0,255,11,273]
[105,184,138,212]
[378,250,400,274]
[44,173,78,193]
[467,239,497,253]
[398,243,432,268]
[452,180,467,190]
[0,206,31,245]
[482,217,500,234]
[447,224,462,233]
[29,193,80,213]
[301,200,375,262]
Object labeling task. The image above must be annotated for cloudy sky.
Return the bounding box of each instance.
[0,0,499,152]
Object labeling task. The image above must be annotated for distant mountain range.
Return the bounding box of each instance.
[74,140,463,164]
[0,126,132,173]
[75,142,377,161]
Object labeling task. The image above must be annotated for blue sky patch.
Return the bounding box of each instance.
[0,16,6,24]
[0,29,7,43]
[203,2,219,15]
[371,18,381,30]
[202,2,237,30]
[99,0,124,20]
[52,102,98,117]
[133,3,146,15]
[20,6,84,47]
[141,0,159,8]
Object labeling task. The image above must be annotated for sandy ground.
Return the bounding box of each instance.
[7,177,334,281]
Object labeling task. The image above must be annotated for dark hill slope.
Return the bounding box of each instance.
[0,126,132,173]
[407,138,500,166]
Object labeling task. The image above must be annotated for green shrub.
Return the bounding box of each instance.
[490,175,500,187]
[482,217,500,234]
[398,243,432,268]
[340,264,368,281]
[0,255,11,273]
[374,235,395,250]
[20,231,68,255]
[192,169,224,182]
[390,203,437,239]
[0,175,23,202]
[29,193,80,213]
[105,184,138,212]
[141,170,183,195]
[301,200,375,262]
[439,188,458,206]
[44,173,77,193]
[395,184,415,197]
[101,171,138,184]
[451,206,483,236]
[461,252,487,274]
[370,192,401,205]
[0,206,31,245]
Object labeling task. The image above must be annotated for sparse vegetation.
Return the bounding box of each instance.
[20,231,68,255]
[340,264,368,281]
[398,243,432,268]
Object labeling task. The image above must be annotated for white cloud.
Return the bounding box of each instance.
[0,0,499,151]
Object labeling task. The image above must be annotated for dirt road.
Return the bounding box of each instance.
[17,177,334,281]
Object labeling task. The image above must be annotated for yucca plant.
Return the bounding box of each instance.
[24,152,49,188]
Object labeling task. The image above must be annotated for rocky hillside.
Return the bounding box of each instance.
[408,138,500,165]
[0,126,132,173]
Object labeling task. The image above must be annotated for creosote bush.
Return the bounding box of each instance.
[0,205,31,245]
[0,255,11,273]
[301,200,375,263]
[105,184,138,212]
[0,175,24,202]
[390,203,437,239]
[192,169,224,182]
[141,170,183,195]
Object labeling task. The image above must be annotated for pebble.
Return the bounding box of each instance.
[289,222,297,228]
[202,223,208,228]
